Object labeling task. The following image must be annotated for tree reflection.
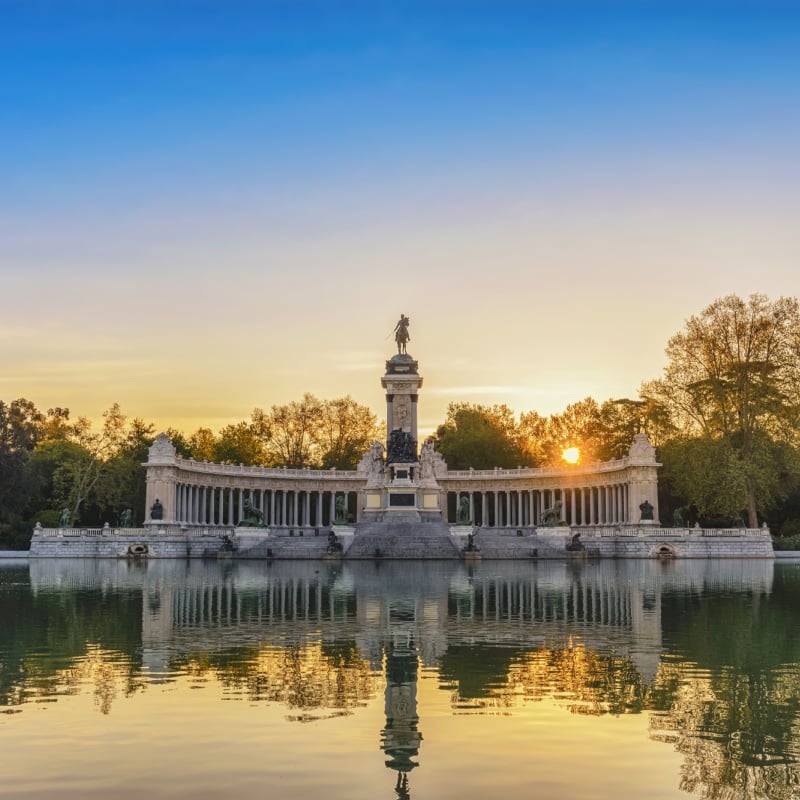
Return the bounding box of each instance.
[171,640,378,718]
[2,559,800,798]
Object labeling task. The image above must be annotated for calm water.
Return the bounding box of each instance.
[1,557,800,800]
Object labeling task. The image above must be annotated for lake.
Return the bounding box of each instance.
[1,557,799,800]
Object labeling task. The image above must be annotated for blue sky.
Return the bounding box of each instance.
[2,1,799,434]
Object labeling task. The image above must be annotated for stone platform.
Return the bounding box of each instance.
[28,524,774,560]
[345,521,461,559]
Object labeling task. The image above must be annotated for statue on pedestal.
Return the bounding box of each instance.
[334,495,348,524]
[150,499,164,520]
[393,314,411,355]
[240,499,264,527]
[456,495,471,524]
[639,500,654,521]
[541,501,563,527]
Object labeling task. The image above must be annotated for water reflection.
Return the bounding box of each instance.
[2,558,799,799]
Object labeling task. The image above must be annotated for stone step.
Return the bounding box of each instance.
[472,530,567,559]
[346,521,461,559]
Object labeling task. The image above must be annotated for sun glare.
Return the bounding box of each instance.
[562,447,580,464]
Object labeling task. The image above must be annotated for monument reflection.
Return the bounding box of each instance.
[6,558,800,799]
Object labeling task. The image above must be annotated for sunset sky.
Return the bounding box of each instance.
[2,1,798,437]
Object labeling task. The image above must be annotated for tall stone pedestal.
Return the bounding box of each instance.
[349,345,455,557]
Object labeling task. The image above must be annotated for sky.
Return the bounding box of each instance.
[2,0,799,438]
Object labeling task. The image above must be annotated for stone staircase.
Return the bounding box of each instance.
[235,531,331,560]
[472,528,568,559]
[345,521,462,560]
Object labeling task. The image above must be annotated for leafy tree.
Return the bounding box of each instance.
[164,427,194,459]
[644,294,800,526]
[25,438,93,522]
[214,421,265,465]
[538,397,601,464]
[516,410,548,465]
[25,404,130,526]
[317,396,382,469]
[432,403,531,469]
[95,418,156,524]
[0,399,48,545]
[255,393,324,468]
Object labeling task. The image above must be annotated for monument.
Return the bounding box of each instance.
[347,315,460,557]
[359,316,443,523]
[30,315,778,560]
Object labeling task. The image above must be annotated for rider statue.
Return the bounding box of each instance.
[393,314,410,355]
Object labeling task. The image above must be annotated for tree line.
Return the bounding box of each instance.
[2,294,799,548]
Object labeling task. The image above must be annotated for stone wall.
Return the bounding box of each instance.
[29,525,774,560]
[466,526,774,559]
[29,527,224,559]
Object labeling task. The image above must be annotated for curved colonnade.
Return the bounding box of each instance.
[145,434,661,528]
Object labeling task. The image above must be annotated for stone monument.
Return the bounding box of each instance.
[357,317,445,524]
[346,317,458,558]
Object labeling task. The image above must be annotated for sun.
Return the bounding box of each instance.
[562,447,580,464]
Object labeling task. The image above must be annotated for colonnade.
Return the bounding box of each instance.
[146,434,658,527]
[444,483,631,527]
[154,571,650,634]
[173,484,359,528]
[164,576,352,629]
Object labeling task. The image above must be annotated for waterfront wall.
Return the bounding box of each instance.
[29,524,774,559]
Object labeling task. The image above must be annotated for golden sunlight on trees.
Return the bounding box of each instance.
[252,394,382,469]
[562,447,580,464]
[432,403,532,470]
[644,294,800,527]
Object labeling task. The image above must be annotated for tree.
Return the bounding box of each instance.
[214,421,266,465]
[0,399,45,535]
[432,403,530,470]
[188,427,217,462]
[538,397,601,465]
[256,393,324,468]
[27,404,130,526]
[317,396,382,469]
[515,410,548,465]
[593,397,676,461]
[644,294,800,526]
[96,418,157,524]
[164,427,194,459]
